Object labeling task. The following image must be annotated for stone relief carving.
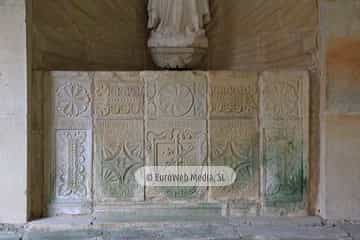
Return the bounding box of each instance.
[147,128,207,166]
[56,82,91,118]
[55,130,90,200]
[209,72,258,118]
[260,71,309,208]
[147,0,211,69]
[263,122,304,203]
[145,120,207,201]
[95,120,144,202]
[94,72,144,119]
[260,72,307,120]
[45,70,309,215]
[210,120,259,201]
[144,72,207,119]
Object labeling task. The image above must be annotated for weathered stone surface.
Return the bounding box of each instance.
[0,232,21,240]
[54,130,91,201]
[29,71,45,219]
[147,0,211,69]
[145,120,207,201]
[32,0,148,70]
[326,38,360,113]
[340,224,360,240]
[47,130,92,216]
[46,72,93,215]
[31,1,317,71]
[0,64,26,115]
[94,72,144,119]
[319,0,360,221]
[208,0,318,70]
[94,120,144,205]
[39,70,311,216]
[0,117,27,222]
[0,0,27,223]
[47,72,93,130]
[52,72,92,119]
[323,116,360,220]
[24,230,103,240]
[210,119,259,201]
[21,216,353,240]
[260,71,308,120]
[143,71,207,120]
[209,71,258,118]
[262,120,304,204]
[260,71,309,210]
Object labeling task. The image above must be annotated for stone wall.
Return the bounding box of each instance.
[31,0,149,70]
[27,0,324,219]
[36,70,310,217]
[0,0,28,223]
[319,0,360,221]
[207,0,318,70]
[31,0,318,71]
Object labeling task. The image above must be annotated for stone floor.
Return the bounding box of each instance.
[0,216,359,240]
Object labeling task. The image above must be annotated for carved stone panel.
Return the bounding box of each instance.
[209,72,258,118]
[260,71,309,120]
[143,71,207,120]
[53,130,91,202]
[47,72,94,215]
[94,120,144,204]
[262,121,305,204]
[50,71,93,130]
[145,120,207,201]
[209,119,259,201]
[260,71,309,210]
[94,72,144,119]
[52,72,92,119]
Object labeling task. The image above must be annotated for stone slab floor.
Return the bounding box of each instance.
[0,216,359,240]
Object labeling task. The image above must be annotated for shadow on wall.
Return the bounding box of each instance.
[32,0,149,70]
[31,0,317,71]
[207,0,318,71]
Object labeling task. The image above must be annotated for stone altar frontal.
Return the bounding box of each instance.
[41,71,309,216]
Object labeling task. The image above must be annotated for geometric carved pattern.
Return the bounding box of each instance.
[55,130,90,200]
[95,120,144,202]
[147,128,207,166]
[145,120,207,201]
[48,72,93,215]
[46,70,309,215]
[56,82,91,118]
[210,120,258,201]
[144,71,207,119]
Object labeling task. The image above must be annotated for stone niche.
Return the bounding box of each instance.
[39,70,309,217]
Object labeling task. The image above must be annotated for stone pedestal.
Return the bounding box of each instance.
[39,70,309,217]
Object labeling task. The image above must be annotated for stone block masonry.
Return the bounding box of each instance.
[37,71,309,217]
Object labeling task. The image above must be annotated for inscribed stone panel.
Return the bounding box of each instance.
[209,71,258,118]
[260,71,308,120]
[94,72,144,119]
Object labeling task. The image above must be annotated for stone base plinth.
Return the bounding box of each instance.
[150,47,207,69]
